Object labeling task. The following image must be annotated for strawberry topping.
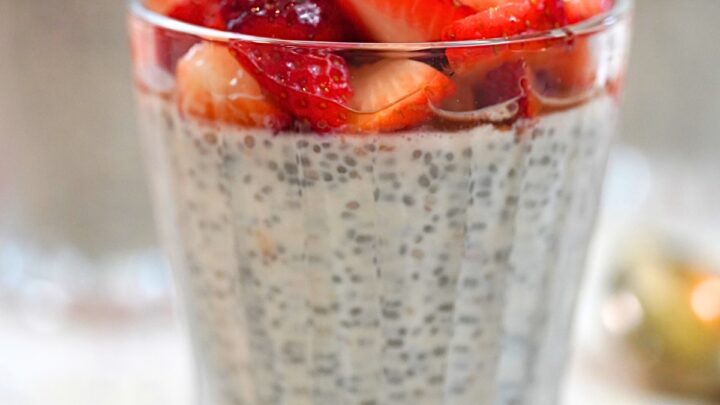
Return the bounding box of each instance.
[476,60,541,119]
[336,0,474,42]
[167,0,225,29]
[145,0,615,132]
[526,39,597,97]
[220,0,351,41]
[443,0,610,114]
[346,59,456,133]
[457,0,507,11]
[152,0,225,73]
[443,0,567,42]
[229,42,353,131]
[176,43,291,129]
[564,0,613,23]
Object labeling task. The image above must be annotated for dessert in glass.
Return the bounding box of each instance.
[128,0,632,403]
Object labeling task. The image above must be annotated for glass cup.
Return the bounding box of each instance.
[128,1,633,404]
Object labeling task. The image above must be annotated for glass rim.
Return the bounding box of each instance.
[129,0,632,51]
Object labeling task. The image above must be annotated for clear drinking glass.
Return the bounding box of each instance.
[128,1,633,403]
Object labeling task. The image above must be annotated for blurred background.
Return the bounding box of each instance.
[1,0,719,404]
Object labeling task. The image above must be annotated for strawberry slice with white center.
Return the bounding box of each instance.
[176,42,290,129]
[346,59,456,133]
[336,0,474,42]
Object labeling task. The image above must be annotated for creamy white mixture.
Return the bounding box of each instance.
[138,94,616,405]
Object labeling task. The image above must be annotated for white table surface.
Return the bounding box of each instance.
[0,309,704,405]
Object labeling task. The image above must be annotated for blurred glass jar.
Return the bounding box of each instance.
[0,1,171,329]
[598,149,720,399]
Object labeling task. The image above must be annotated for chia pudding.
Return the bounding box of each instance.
[129,0,631,403]
[139,92,615,405]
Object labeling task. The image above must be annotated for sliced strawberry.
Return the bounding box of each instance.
[166,0,226,29]
[444,0,567,77]
[564,0,613,24]
[150,0,226,73]
[443,0,566,42]
[443,0,599,104]
[458,0,508,11]
[220,0,351,41]
[229,42,353,132]
[336,0,474,42]
[176,42,291,129]
[475,60,541,120]
[525,38,596,97]
[346,59,456,133]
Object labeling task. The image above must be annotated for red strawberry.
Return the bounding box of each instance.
[443,0,566,42]
[443,0,600,105]
[149,0,226,73]
[564,0,613,23]
[167,0,226,29]
[458,0,508,11]
[525,38,596,97]
[220,0,351,41]
[475,60,541,120]
[444,0,567,78]
[229,42,353,131]
[529,0,607,96]
[146,0,224,29]
[346,59,456,133]
[336,0,474,42]
[176,42,290,129]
